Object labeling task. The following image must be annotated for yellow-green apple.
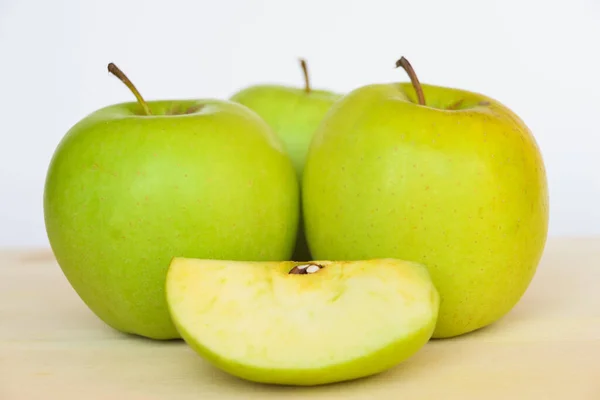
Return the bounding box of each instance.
[230,59,342,261]
[302,56,549,338]
[166,257,439,386]
[43,63,299,340]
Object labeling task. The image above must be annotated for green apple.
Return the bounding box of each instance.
[230,59,342,261]
[166,257,439,386]
[230,59,341,179]
[43,63,299,340]
[302,57,549,339]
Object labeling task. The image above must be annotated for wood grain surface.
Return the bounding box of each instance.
[1,237,599,399]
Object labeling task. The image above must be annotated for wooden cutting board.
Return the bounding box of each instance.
[1,237,599,399]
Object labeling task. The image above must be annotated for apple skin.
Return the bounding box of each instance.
[230,85,341,178]
[177,316,435,386]
[231,85,341,261]
[302,82,549,338]
[43,99,299,340]
[166,258,439,386]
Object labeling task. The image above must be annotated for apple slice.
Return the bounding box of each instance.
[166,258,439,386]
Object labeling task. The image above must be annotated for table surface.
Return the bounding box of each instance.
[1,237,599,399]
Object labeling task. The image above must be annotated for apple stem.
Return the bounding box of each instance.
[299,58,311,94]
[395,57,426,106]
[107,63,153,116]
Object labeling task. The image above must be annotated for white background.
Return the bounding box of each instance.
[1,0,599,247]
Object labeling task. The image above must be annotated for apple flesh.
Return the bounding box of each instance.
[166,258,439,386]
[302,73,549,338]
[44,98,299,340]
[230,60,342,261]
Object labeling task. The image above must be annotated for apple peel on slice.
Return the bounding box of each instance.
[166,258,439,386]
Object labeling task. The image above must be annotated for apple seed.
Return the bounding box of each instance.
[306,265,320,274]
[289,264,323,274]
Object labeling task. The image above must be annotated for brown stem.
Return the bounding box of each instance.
[299,58,311,93]
[107,63,152,115]
[395,57,426,106]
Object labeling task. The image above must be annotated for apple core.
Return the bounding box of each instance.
[288,263,323,274]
